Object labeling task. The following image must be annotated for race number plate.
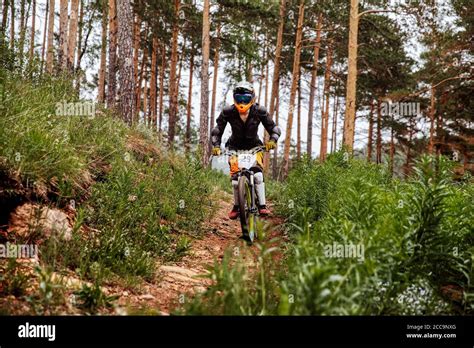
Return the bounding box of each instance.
[238,153,256,169]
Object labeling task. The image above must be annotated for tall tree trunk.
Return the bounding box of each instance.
[107,0,117,109]
[367,100,374,162]
[1,0,8,42]
[116,0,136,125]
[376,99,382,164]
[133,13,140,111]
[264,43,269,108]
[258,64,263,104]
[137,34,148,123]
[389,117,395,176]
[306,13,322,157]
[428,85,436,154]
[158,43,166,132]
[209,22,220,139]
[283,0,304,177]
[343,0,359,152]
[199,0,210,164]
[272,83,280,180]
[9,0,14,50]
[59,0,68,71]
[45,0,55,73]
[97,0,108,103]
[18,0,26,65]
[143,71,148,126]
[331,88,339,153]
[265,0,286,172]
[167,0,180,146]
[67,0,79,73]
[320,39,333,162]
[150,37,158,130]
[296,76,301,160]
[40,0,48,73]
[28,0,36,65]
[185,51,194,152]
[404,118,414,176]
[75,0,83,92]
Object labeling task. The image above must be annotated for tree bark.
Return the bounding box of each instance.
[264,43,269,108]
[75,0,83,92]
[428,85,436,154]
[331,92,339,153]
[137,35,148,123]
[67,0,79,73]
[320,39,333,162]
[107,0,117,109]
[40,0,48,73]
[389,117,395,176]
[367,100,374,162]
[9,0,14,50]
[17,0,26,60]
[45,0,55,74]
[150,36,158,130]
[59,0,68,71]
[97,0,108,103]
[167,0,180,146]
[307,14,322,157]
[209,22,220,138]
[376,99,382,164]
[1,0,8,41]
[185,51,194,152]
[343,0,359,152]
[265,0,286,172]
[283,0,304,177]
[28,0,36,65]
[199,0,210,164]
[404,117,414,176]
[116,0,136,125]
[143,70,148,126]
[297,76,301,160]
[158,43,166,132]
[272,83,280,179]
[133,13,140,112]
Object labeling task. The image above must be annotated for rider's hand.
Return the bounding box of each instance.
[212,147,221,156]
[265,140,276,151]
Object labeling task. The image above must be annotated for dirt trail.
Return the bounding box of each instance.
[0,190,285,315]
[121,190,285,315]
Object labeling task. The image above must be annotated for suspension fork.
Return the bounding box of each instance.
[249,171,258,214]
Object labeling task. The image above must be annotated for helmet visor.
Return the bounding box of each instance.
[234,93,253,105]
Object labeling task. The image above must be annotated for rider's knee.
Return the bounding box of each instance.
[232,180,238,188]
[254,172,264,184]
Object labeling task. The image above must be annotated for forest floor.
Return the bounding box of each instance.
[0,190,286,315]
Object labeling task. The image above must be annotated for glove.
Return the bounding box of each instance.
[265,140,276,151]
[212,147,221,156]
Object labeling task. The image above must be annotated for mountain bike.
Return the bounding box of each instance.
[213,145,266,244]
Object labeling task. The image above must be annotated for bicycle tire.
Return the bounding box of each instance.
[238,175,250,239]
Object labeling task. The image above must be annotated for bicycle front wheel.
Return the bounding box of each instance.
[237,175,254,242]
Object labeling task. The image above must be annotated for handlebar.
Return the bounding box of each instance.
[208,145,266,166]
[222,145,266,156]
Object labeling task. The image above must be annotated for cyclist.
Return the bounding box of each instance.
[210,81,281,219]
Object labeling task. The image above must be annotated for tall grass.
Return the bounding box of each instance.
[0,69,220,312]
[188,153,473,315]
